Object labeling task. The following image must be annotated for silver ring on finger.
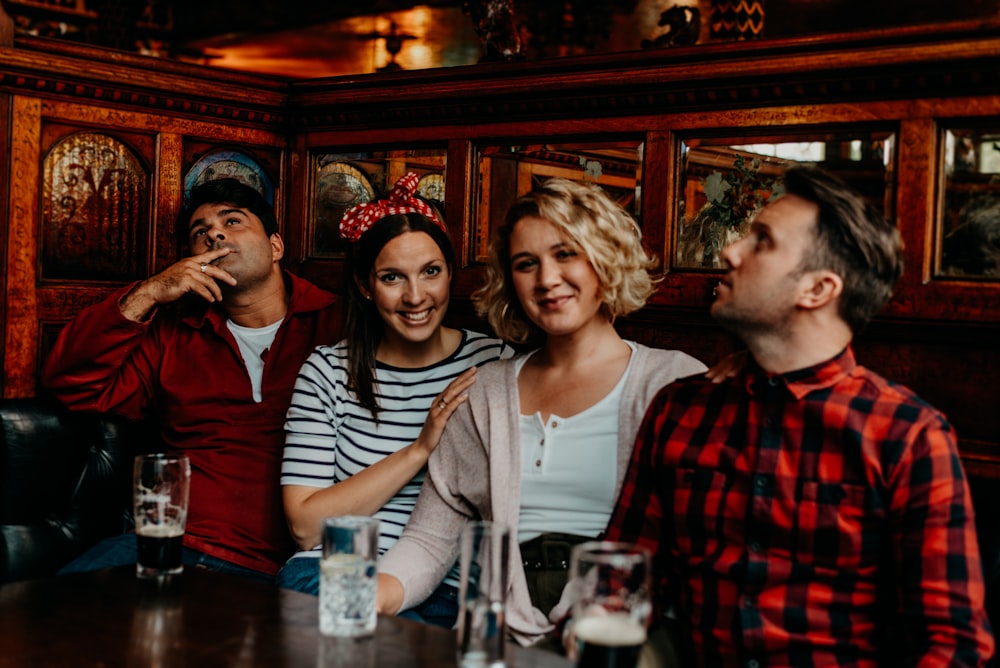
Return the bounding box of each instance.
[200,263,208,273]
[438,399,447,410]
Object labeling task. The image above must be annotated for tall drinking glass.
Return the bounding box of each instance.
[568,541,652,668]
[457,521,509,668]
[320,516,380,637]
[133,454,190,578]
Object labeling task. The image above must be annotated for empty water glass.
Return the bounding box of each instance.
[319,516,380,637]
[457,520,510,668]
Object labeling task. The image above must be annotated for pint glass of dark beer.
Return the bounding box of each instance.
[567,542,652,668]
[133,454,190,578]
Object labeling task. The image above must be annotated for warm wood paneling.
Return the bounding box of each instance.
[0,39,289,398]
[5,97,42,397]
[289,22,1000,474]
[0,89,10,397]
[1,21,998,473]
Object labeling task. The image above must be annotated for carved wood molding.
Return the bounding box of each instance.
[0,36,288,128]
[5,22,1000,133]
[295,65,1000,130]
[290,22,1000,130]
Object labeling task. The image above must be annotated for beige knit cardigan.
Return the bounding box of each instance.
[378,342,707,646]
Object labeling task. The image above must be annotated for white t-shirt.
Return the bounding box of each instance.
[516,342,635,544]
[227,318,282,403]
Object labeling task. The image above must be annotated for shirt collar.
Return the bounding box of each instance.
[743,346,856,400]
[180,270,335,330]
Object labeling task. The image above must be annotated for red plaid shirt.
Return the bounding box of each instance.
[607,347,994,667]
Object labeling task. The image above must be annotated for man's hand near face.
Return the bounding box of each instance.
[119,247,236,322]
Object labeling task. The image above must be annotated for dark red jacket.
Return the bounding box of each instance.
[42,272,341,575]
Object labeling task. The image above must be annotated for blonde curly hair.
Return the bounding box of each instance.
[473,178,659,344]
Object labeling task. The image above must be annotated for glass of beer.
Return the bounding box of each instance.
[567,541,652,668]
[133,454,190,578]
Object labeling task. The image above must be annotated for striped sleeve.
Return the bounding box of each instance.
[281,344,348,487]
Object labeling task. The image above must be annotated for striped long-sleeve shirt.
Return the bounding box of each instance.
[281,329,513,579]
[606,346,994,667]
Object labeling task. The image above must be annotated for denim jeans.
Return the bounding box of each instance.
[397,581,460,629]
[277,555,460,629]
[275,553,322,594]
[57,532,275,585]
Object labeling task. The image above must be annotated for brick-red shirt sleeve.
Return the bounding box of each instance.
[888,413,994,666]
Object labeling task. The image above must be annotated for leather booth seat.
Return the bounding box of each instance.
[971,480,1000,635]
[0,397,151,583]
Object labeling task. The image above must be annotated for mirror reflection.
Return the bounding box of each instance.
[939,128,1000,279]
[474,140,643,261]
[311,148,446,257]
[676,130,895,269]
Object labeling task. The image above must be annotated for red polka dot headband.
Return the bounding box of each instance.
[339,172,446,242]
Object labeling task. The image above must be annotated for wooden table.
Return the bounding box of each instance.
[0,566,571,667]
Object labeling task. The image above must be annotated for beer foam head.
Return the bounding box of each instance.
[574,613,647,647]
[136,523,184,538]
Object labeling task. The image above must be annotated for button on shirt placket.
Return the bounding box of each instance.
[528,417,558,472]
[741,376,785,657]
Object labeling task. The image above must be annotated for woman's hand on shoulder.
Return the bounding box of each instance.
[410,366,478,459]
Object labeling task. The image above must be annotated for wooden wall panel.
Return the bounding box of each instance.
[5,97,42,397]
[290,24,1000,475]
[0,43,289,398]
[2,23,999,473]
[0,90,9,397]
[155,132,185,275]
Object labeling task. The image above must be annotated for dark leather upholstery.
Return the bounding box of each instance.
[0,397,151,583]
[971,478,1000,638]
